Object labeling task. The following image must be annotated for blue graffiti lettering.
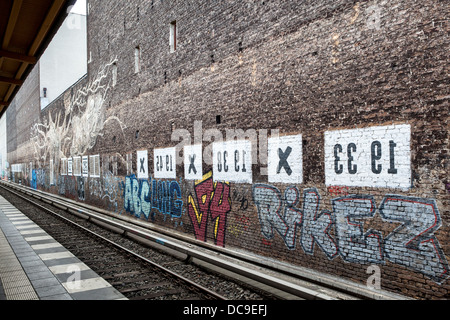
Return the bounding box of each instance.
[124,175,183,219]
[253,184,449,284]
[31,170,37,189]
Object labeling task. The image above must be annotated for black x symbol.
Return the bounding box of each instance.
[277,147,292,175]
[140,158,146,173]
[188,155,197,174]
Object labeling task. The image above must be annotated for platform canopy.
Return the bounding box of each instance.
[0,0,76,118]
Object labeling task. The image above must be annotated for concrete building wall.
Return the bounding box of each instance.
[0,114,7,179]
[5,0,449,299]
[40,12,87,109]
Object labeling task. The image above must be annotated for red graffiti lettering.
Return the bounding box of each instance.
[327,185,349,196]
[188,172,231,247]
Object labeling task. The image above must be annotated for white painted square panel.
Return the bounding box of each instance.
[212,140,252,183]
[324,124,411,189]
[268,134,303,184]
[137,150,149,179]
[82,156,89,176]
[184,144,203,180]
[154,147,176,179]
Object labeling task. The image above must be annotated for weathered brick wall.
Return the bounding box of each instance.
[7,0,449,299]
[6,63,41,180]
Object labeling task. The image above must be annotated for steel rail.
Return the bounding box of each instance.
[2,181,393,300]
[0,183,228,300]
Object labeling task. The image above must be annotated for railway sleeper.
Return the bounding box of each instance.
[119,281,172,294]
[109,270,156,279]
[103,270,142,280]
[94,265,148,274]
[129,288,186,300]
[110,275,163,286]
[72,248,119,256]
[0,184,238,301]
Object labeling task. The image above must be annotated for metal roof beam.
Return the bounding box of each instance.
[3,0,66,105]
[0,49,37,64]
[0,76,23,86]
[2,0,24,49]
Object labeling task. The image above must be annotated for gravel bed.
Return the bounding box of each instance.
[0,187,276,300]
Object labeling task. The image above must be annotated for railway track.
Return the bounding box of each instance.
[0,183,273,300]
[1,181,405,301]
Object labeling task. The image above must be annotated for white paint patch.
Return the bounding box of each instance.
[31,243,63,251]
[136,150,149,179]
[39,251,75,261]
[24,235,54,242]
[68,158,73,176]
[49,262,90,275]
[324,124,411,189]
[82,156,89,176]
[62,277,112,294]
[212,140,252,183]
[184,144,203,180]
[268,134,303,184]
[154,147,176,179]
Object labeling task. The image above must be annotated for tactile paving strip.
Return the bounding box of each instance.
[0,229,39,300]
[0,194,126,300]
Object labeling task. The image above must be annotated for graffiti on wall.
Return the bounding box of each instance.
[327,185,349,196]
[229,214,250,238]
[77,176,85,201]
[30,58,126,167]
[24,106,450,288]
[89,170,121,212]
[123,174,183,220]
[187,171,231,247]
[57,175,78,199]
[253,184,449,284]
[253,185,337,257]
[378,195,449,284]
[31,169,37,189]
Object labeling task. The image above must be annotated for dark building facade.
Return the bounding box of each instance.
[5,0,450,299]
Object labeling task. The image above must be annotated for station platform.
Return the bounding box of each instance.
[0,195,126,300]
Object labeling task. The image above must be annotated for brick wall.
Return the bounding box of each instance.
[6,0,449,299]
